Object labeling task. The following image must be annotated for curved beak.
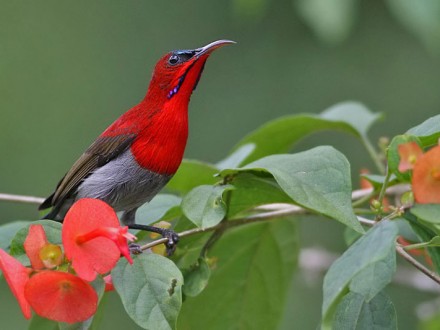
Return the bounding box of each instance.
[195,40,236,57]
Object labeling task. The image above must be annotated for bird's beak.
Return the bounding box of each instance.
[195,40,236,57]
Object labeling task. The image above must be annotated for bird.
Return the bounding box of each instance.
[39,40,235,253]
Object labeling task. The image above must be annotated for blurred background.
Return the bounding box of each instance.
[2,0,440,328]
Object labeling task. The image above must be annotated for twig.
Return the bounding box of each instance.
[140,208,440,288]
[0,193,45,204]
[357,216,376,227]
[140,204,306,251]
[362,137,386,174]
[396,244,440,286]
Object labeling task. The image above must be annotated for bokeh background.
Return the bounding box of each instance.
[2,0,440,329]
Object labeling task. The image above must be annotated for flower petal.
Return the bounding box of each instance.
[0,249,32,319]
[24,225,48,270]
[398,141,423,173]
[62,198,129,281]
[25,271,97,323]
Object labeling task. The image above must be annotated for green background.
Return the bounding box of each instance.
[1,0,440,329]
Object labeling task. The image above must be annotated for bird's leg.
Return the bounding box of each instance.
[128,224,179,256]
[122,209,179,256]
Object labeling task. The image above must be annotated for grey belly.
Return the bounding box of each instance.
[76,149,171,212]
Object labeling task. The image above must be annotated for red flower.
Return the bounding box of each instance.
[398,141,423,173]
[0,249,32,319]
[25,271,97,323]
[62,198,136,281]
[413,145,440,203]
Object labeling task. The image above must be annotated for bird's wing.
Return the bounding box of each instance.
[39,134,136,210]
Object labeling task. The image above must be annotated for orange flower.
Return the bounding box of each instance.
[413,145,440,203]
[398,141,423,173]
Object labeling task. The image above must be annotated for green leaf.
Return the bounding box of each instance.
[0,220,31,251]
[407,114,440,147]
[296,0,359,45]
[166,159,218,195]
[405,211,440,274]
[387,134,422,181]
[178,218,298,330]
[233,101,381,164]
[9,220,62,264]
[227,173,292,218]
[426,236,440,247]
[333,291,397,330]
[135,194,182,226]
[221,146,364,233]
[216,143,255,170]
[410,204,440,237]
[182,257,211,297]
[322,220,398,329]
[112,253,183,330]
[411,204,440,224]
[28,315,58,330]
[182,185,234,228]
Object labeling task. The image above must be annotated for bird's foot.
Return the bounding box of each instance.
[160,229,180,256]
[129,243,143,255]
[127,224,180,256]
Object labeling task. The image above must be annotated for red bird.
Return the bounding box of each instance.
[39,40,234,252]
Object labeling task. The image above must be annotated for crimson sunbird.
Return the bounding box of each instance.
[39,40,235,253]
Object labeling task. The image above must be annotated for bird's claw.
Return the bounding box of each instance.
[162,229,180,256]
[129,243,143,255]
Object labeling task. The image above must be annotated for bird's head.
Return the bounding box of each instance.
[145,40,235,104]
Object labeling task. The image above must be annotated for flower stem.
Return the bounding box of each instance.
[363,137,386,174]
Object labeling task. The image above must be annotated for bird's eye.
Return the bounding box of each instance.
[168,55,180,65]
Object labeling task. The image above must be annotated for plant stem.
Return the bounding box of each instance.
[375,165,392,221]
[363,137,385,174]
[402,242,431,250]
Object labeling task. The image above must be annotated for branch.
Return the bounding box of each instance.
[395,244,440,285]
[351,216,440,286]
[0,193,45,204]
[140,204,306,251]
[141,202,440,288]
[9,184,436,286]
